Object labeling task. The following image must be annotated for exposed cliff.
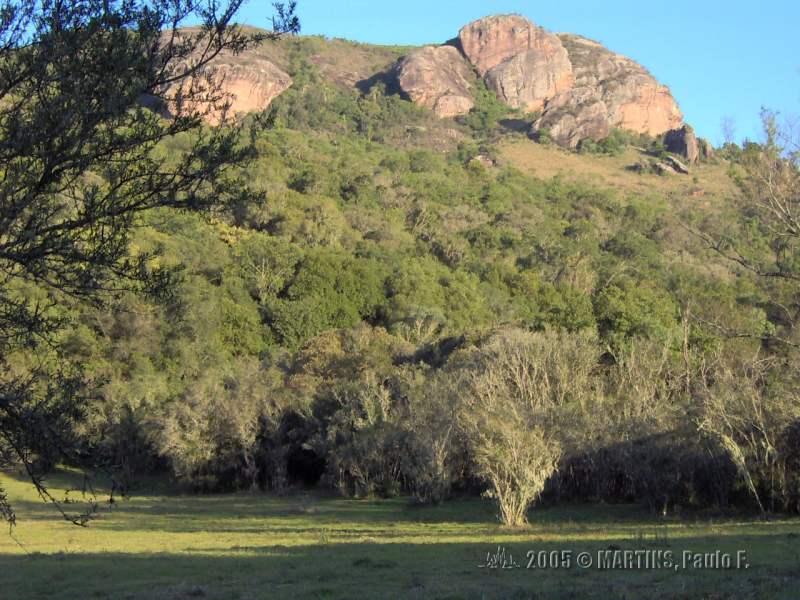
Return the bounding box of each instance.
[395,46,475,118]
[186,16,689,148]
[536,34,683,147]
[403,15,684,148]
[458,15,573,113]
[161,49,293,125]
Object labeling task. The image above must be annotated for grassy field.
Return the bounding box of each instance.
[1,470,799,600]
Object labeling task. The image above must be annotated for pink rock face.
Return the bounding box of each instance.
[557,34,683,136]
[210,61,293,124]
[395,46,475,118]
[162,53,292,125]
[484,47,574,112]
[459,15,539,76]
[459,15,573,113]
[614,79,684,137]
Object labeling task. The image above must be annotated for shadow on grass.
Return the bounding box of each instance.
[4,470,800,599]
[2,531,798,600]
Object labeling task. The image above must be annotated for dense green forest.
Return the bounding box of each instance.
[4,34,799,526]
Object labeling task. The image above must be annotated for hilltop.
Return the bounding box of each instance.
[188,15,707,160]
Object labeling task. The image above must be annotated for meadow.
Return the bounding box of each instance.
[2,471,799,600]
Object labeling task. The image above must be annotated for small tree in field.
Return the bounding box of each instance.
[464,408,560,527]
[458,328,598,527]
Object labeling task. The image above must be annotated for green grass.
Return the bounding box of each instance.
[2,470,799,599]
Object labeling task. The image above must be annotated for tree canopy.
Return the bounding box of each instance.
[0,0,298,525]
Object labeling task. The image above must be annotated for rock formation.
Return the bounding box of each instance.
[213,60,293,124]
[532,87,610,147]
[177,15,691,149]
[458,14,535,76]
[395,46,475,118]
[664,155,691,174]
[664,125,700,164]
[458,15,573,112]
[530,34,683,147]
[162,51,293,125]
[698,138,714,161]
[392,15,684,149]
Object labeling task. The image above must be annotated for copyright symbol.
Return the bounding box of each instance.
[576,552,593,569]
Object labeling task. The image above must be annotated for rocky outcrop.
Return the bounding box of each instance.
[558,35,683,136]
[395,46,475,118]
[532,87,610,147]
[164,17,691,149]
[458,14,536,76]
[630,159,688,176]
[664,155,690,174]
[528,34,683,147]
[162,52,292,125]
[214,60,292,123]
[458,15,573,112]
[698,138,714,161]
[665,126,715,164]
[452,18,683,146]
[664,125,700,164]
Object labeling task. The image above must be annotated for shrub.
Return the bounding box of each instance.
[457,328,599,526]
[403,370,462,504]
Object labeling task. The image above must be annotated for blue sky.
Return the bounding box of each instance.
[239,1,799,144]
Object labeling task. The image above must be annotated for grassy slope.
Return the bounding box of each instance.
[225,28,414,89]
[498,139,738,210]
[2,471,799,600]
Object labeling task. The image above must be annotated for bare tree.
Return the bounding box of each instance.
[457,328,598,527]
[690,110,800,349]
[721,116,737,146]
[698,350,800,513]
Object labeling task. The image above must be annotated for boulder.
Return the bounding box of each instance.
[664,125,700,164]
[459,15,573,113]
[664,155,690,174]
[653,161,677,176]
[698,138,714,161]
[395,45,475,118]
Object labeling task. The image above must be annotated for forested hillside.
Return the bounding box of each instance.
[4,31,799,524]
